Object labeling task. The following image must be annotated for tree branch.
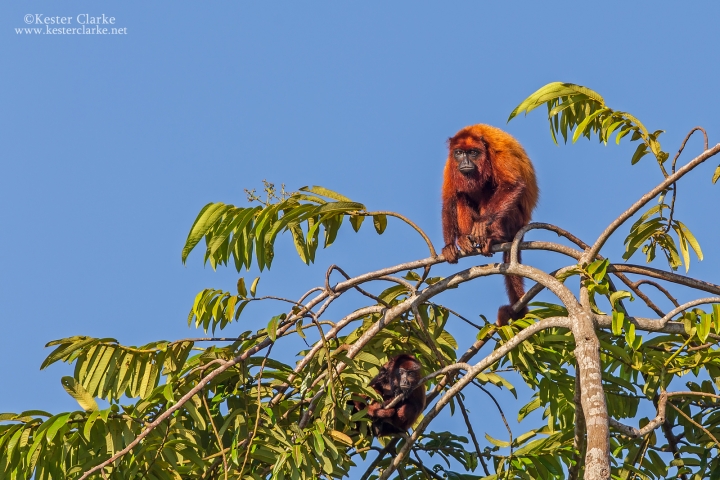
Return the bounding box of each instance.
[456,396,489,476]
[609,392,668,438]
[582,144,720,263]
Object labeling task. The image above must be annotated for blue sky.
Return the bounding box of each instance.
[2,0,720,471]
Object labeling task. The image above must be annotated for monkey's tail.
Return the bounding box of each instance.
[497,249,527,326]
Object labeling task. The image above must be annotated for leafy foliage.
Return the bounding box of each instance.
[181,184,384,271]
[509,82,707,272]
[3,83,720,480]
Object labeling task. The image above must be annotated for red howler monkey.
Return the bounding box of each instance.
[355,354,426,437]
[441,124,538,326]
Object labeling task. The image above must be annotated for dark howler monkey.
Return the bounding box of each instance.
[441,124,539,326]
[355,354,426,437]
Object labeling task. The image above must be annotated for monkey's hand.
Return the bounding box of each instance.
[442,243,461,264]
[471,222,493,256]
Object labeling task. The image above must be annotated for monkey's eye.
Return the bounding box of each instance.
[468,149,480,158]
[454,149,465,159]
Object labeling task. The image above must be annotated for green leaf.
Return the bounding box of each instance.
[328,430,353,446]
[625,322,636,347]
[313,430,325,454]
[61,376,99,412]
[485,432,511,448]
[698,314,711,343]
[237,278,247,298]
[250,277,260,297]
[349,214,364,232]
[83,410,100,441]
[372,214,387,234]
[299,186,353,203]
[182,203,233,263]
[41,336,99,370]
[630,143,648,165]
[610,291,633,308]
[675,221,703,261]
[572,108,607,143]
[267,314,281,342]
[612,311,624,336]
[44,412,71,443]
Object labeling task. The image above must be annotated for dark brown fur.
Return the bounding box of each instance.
[354,354,426,436]
[441,125,539,325]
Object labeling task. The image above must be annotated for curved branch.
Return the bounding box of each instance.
[582,144,720,263]
[672,127,709,174]
[361,210,436,257]
[664,128,709,233]
[634,279,680,307]
[509,223,576,264]
[325,264,390,306]
[609,392,668,438]
[658,297,720,327]
[612,274,666,317]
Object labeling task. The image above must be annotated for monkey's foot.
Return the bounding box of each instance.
[442,244,460,264]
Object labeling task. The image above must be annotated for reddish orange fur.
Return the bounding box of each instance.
[441,124,539,325]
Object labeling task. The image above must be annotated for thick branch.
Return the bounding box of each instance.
[609,264,720,296]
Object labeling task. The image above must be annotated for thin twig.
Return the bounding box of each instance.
[668,403,719,449]
[325,264,390,307]
[456,396,490,476]
[665,127,709,232]
[202,395,228,480]
[472,381,513,462]
[362,210,436,286]
[611,272,665,317]
[409,449,444,480]
[435,304,485,330]
[633,279,680,307]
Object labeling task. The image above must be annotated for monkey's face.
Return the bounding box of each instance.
[396,366,421,395]
[450,136,487,176]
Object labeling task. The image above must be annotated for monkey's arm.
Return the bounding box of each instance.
[443,195,480,262]
[441,196,461,263]
[367,402,397,419]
